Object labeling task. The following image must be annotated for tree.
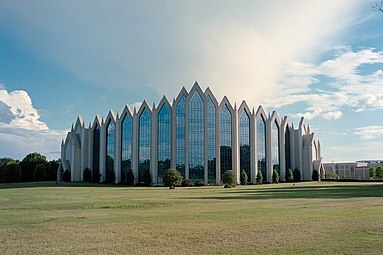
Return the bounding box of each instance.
[376,166,383,179]
[142,169,151,186]
[47,159,60,181]
[20,153,47,182]
[1,162,21,182]
[256,171,263,185]
[63,169,71,182]
[372,1,383,12]
[33,163,47,181]
[222,170,236,188]
[126,169,135,185]
[312,170,319,181]
[83,168,91,182]
[293,168,301,182]
[326,172,338,179]
[272,169,279,184]
[163,168,182,189]
[240,170,248,185]
[369,167,376,180]
[285,169,293,182]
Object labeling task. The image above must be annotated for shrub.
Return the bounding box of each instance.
[105,168,116,184]
[92,169,101,182]
[312,170,319,181]
[272,169,279,184]
[143,169,151,186]
[63,169,71,182]
[326,172,338,179]
[240,170,248,185]
[126,169,135,185]
[182,179,192,187]
[33,163,47,181]
[369,167,376,179]
[256,171,263,185]
[376,166,383,179]
[222,170,236,188]
[163,168,182,189]
[285,169,293,182]
[83,168,91,182]
[293,168,301,182]
[194,181,206,187]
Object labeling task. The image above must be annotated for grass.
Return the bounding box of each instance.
[0,181,382,254]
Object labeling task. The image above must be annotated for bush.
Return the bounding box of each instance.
[105,168,116,184]
[326,172,338,179]
[143,169,151,186]
[285,169,293,182]
[272,169,279,184]
[182,179,192,187]
[240,170,248,185]
[376,166,383,179]
[92,169,101,182]
[33,163,47,181]
[369,167,376,179]
[256,171,263,185]
[126,169,135,185]
[1,162,21,182]
[194,181,206,187]
[222,170,236,188]
[312,170,319,181]
[63,169,71,182]
[83,168,91,182]
[163,168,182,189]
[293,168,301,182]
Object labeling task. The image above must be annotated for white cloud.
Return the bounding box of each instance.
[354,126,383,140]
[127,102,143,113]
[0,88,67,160]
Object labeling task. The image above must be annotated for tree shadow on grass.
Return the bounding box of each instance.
[185,184,383,200]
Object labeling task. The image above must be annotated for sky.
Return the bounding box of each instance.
[0,0,382,162]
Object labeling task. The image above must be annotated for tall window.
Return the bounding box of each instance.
[239,109,250,182]
[257,117,266,182]
[106,120,115,183]
[121,114,132,183]
[138,108,151,183]
[188,91,205,181]
[272,120,280,176]
[92,125,100,181]
[157,104,171,183]
[207,96,216,184]
[220,104,232,180]
[176,96,186,177]
[285,127,291,171]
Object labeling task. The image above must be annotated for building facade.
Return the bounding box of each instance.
[59,83,323,184]
[323,160,383,180]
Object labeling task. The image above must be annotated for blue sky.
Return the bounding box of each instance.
[0,0,382,161]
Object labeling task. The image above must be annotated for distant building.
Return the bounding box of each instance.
[59,82,323,184]
[323,160,383,180]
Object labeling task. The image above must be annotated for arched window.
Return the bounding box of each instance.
[92,125,100,181]
[121,114,132,183]
[207,96,216,184]
[138,108,151,183]
[272,120,280,176]
[239,109,250,181]
[257,117,266,181]
[188,91,205,181]
[220,104,232,180]
[106,120,115,183]
[285,127,291,171]
[176,96,186,177]
[157,104,171,183]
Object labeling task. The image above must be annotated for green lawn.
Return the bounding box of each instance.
[0,182,382,254]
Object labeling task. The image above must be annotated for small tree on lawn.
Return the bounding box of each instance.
[293,168,301,182]
[272,169,279,184]
[126,169,135,185]
[143,169,151,186]
[223,170,236,188]
[163,168,182,189]
[312,170,319,181]
[240,170,248,185]
[256,171,263,185]
[369,167,376,180]
[83,168,91,182]
[285,169,293,182]
[63,169,71,182]
[376,166,383,179]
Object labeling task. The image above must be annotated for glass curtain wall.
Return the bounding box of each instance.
[239,110,251,182]
[188,91,205,182]
[121,115,132,183]
[285,127,291,171]
[257,117,266,182]
[106,120,115,183]
[271,120,280,176]
[220,104,232,180]
[207,96,216,184]
[92,125,100,182]
[176,96,186,177]
[157,104,171,183]
[138,108,151,183]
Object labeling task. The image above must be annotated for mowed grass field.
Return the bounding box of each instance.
[0,182,382,255]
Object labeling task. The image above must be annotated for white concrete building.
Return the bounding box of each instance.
[59,83,323,184]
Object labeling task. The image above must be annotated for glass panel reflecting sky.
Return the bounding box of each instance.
[121,114,132,183]
[139,108,151,183]
[106,120,115,182]
[207,96,216,184]
[239,109,250,182]
[257,117,266,181]
[220,104,232,180]
[157,104,171,183]
[176,96,186,177]
[272,120,280,176]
